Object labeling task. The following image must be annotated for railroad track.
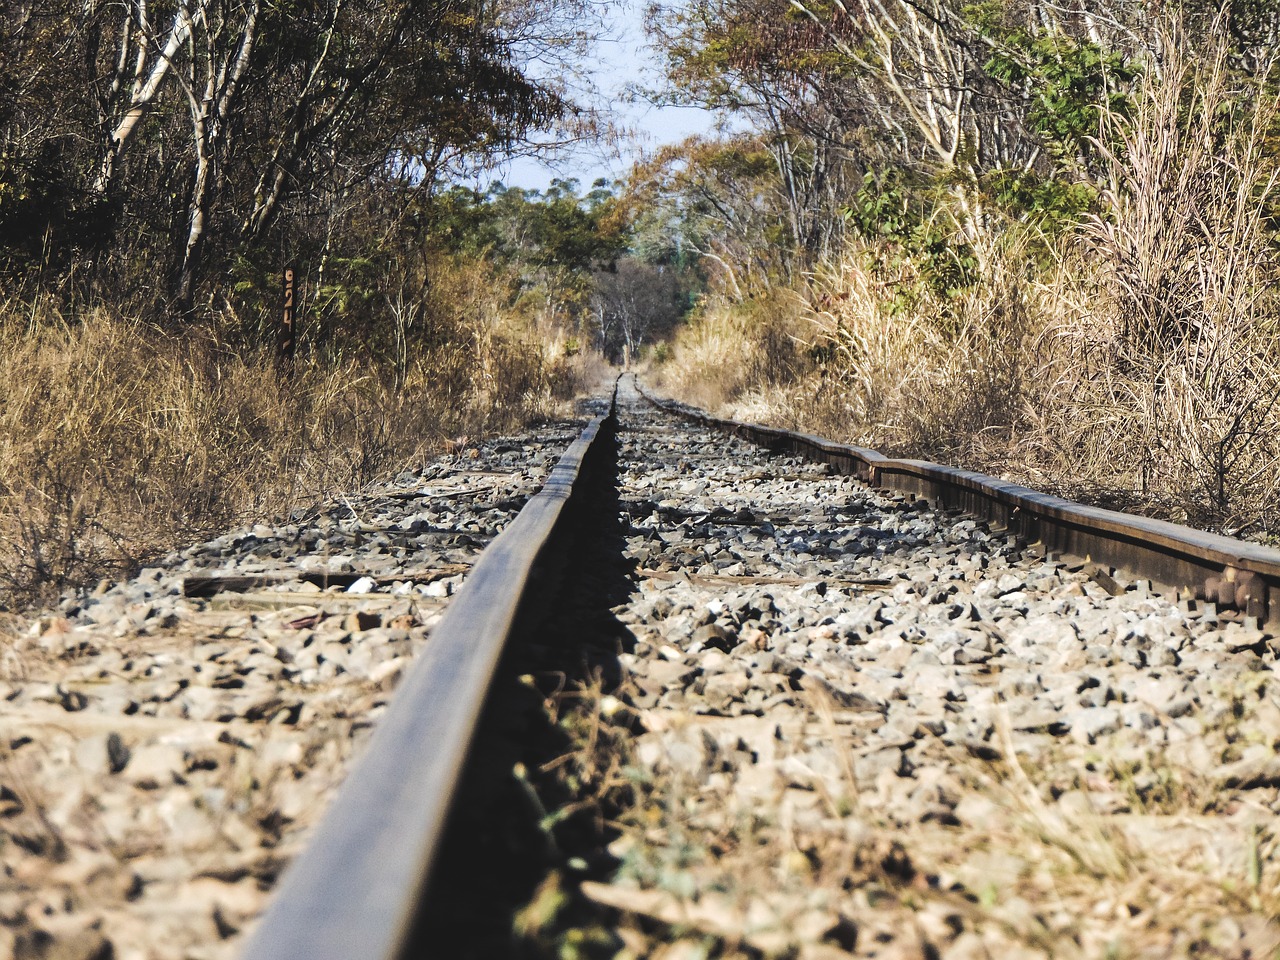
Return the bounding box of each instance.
[5,377,1280,958]
[0,411,597,959]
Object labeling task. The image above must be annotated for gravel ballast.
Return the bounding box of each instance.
[0,417,588,960]
[577,381,1280,959]
[4,377,1280,960]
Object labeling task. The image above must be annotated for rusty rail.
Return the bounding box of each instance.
[239,396,617,960]
[638,380,1280,625]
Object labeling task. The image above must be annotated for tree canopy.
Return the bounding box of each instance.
[0,0,596,321]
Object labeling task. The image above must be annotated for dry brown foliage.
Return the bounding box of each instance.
[653,22,1280,540]
[0,293,590,607]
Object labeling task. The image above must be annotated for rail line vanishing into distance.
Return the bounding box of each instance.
[3,375,1276,958]
[239,373,1280,959]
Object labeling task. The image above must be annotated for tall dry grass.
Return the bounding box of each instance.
[1064,23,1280,530]
[654,21,1280,538]
[0,271,590,607]
[645,289,814,412]
[652,239,1043,469]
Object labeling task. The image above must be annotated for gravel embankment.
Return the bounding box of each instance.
[582,383,1280,958]
[0,417,587,960]
[7,377,1280,960]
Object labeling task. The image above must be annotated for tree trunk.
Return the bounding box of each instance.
[95,2,197,196]
[175,0,259,313]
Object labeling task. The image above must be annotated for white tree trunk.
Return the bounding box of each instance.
[95,2,199,195]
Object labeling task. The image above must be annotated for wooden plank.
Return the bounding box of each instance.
[638,569,892,589]
[182,563,470,598]
[205,592,451,612]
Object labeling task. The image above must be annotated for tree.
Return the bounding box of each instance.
[591,257,685,362]
[651,0,861,264]
[0,0,597,321]
[645,0,1162,271]
[628,135,793,298]
[425,178,630,344]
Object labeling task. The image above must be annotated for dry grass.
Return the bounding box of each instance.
[652,21,1280,540]
[645,289,815,413]
[650,236,1043,469]
[1060,23,1280,532]
[0,289,591,608]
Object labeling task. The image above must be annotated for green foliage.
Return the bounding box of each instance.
[431,179,626,271]
[846,171,979,303]
[425,178,646,351]
[227,255,280,347]
[971,6,1141,170]
[982,170,1097,237]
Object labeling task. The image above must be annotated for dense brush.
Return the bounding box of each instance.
[0,296,595,608]
[651,25,1280,540]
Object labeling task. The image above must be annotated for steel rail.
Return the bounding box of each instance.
[638,381,1280,625]
[239,401,617,960]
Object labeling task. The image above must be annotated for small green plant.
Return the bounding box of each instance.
[845,170,980,305]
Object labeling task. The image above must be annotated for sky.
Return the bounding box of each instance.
[487,1,721,191]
